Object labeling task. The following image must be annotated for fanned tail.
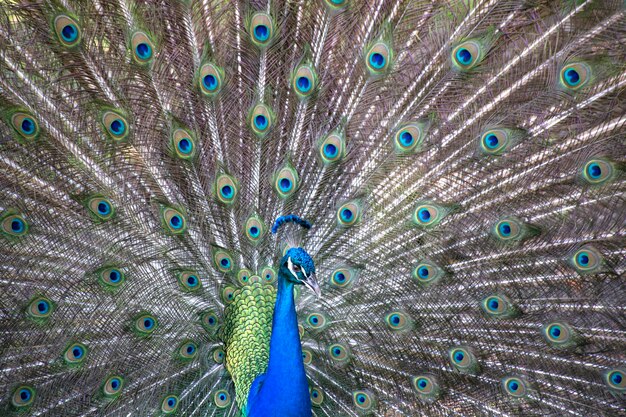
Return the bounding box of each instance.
[1,0,625,416]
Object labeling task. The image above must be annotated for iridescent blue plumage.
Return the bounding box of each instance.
[246,247,317,417]
[271,214,312,234]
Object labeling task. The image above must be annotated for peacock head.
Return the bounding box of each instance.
[280,247,320,297]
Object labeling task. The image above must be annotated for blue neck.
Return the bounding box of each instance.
[246,273,311,417]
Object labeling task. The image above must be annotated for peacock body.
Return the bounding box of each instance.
[1,0,625,416]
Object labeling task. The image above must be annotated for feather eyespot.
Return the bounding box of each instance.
[260,266,277,283]
[178,271,202,292]
[570,245,602,274]
[452,40,482,70]
[542,321,579,348]
[63,342,87,365]
[213,348,225,363]
[249,103,274,138]
[199,62,224,97]
[319,130,346,164]
[352,390,376,412]
[177,341,198,360]
[328,343,351,364]
[237,268,252,285]
[492,217,535,243]
[385,311,411,331]
[215,173,239,205]
[134,313,158,336]
[448,346,480,374]
[12,385,35,408]
[1,212,29,237]
[201,311,219,332]
[306,312,329,330]
[412,374,440,401]
[87,196,115,221]
[27,296,54,320]
[412,202,449,228]
[255,114,267,130]
[365,42,392,75]
[102,110,129,141]
[394,122,427,154]
[302,349,313,365]
[605,369,626,392]
[412,261,444,286]
[161,207,187,235]
[451,37,490,71]
[324,0,348,9]
[340,208,353,222]
[481,294,518,318]
[249,13,274,47]
[417,207,433,223]
[293,64,317,99]
[502,376,528,398]
[172,128,196,159]
[455,47,473,66]
[482,132,501,150]
[497,220,514,238]
[559,62,591,90]
[582,158,615,185]
[99,267,125,288]
[161,395,178,413]
[54,15,81,47]
[484,296,503,313]
[547,323,564,340]
[451,349,467,366]
[324,143,337,158]
[103,376,124,397]
[131,32,155,64]
[330,268,356,288]
[11,112,40,141]
[244,215,265,243]
[274,164,299,198]
[336,201,362,227]
[411,375,441,403]
[214,390,231,408]
[310,387,324,406]
[214,249,234,273]
[308,314,321,326]
[479,128,525,155]
[221,286,236,304]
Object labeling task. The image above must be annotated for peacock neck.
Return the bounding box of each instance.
[246,272,311,416]
[266,274,307,383]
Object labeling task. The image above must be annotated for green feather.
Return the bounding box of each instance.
[222,281,276,411]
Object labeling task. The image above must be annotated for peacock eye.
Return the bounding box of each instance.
[502,376,528,398]
[10,112,40,141]
[12,385,36,408]
[214,389,231,408]
[131,32,155,64]
[54,15,81,47]
[102,110,130,141]
[559,62,592,90]
[293,64,317,99]
[249,13,274,47]
[293,265,301,272]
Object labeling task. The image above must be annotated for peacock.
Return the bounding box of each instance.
[1,0,625,415]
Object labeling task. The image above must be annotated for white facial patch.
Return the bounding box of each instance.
[287,257,299,280]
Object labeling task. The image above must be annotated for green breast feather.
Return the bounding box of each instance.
[222,281,276,412]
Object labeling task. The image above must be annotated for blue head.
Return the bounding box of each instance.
[279,247,320,297]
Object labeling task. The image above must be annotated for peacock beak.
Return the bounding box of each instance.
[301,269,321,298]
